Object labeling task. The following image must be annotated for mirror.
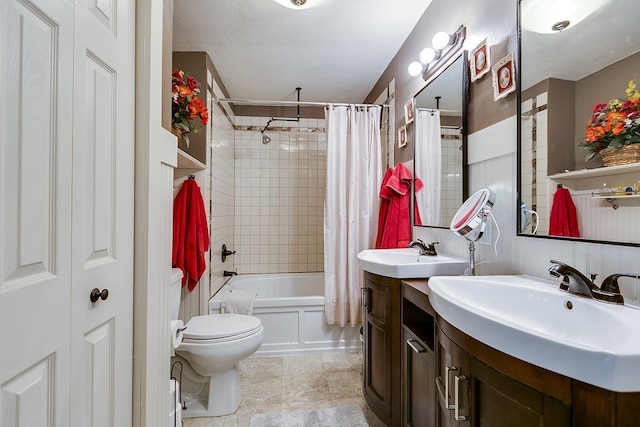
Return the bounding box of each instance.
[451,187,496,276]
[413,52,468,228]
[518,0,640,245]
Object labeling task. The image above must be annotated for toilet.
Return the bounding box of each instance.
[170,268,264,417]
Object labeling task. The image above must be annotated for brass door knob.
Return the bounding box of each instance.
[90,288,109,303]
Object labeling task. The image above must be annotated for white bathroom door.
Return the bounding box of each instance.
[0,0,135,426]
[0,0,75,425]
[69,0,135,426]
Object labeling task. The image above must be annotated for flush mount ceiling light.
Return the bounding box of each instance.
[273,0,315,9]
[521,0,608,34]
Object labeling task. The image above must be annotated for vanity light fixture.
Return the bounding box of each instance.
[407,25,466,81]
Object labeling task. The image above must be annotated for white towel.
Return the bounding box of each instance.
[220,290,257,315]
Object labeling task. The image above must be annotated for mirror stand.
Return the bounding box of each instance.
[450,188,496,275]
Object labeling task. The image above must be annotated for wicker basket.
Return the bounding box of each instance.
[599,144,640,167]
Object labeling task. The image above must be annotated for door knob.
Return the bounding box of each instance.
[90,288,109,303]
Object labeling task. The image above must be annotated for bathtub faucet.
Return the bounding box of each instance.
[223,270,237,277]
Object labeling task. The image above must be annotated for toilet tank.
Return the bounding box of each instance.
[170,268,183,321]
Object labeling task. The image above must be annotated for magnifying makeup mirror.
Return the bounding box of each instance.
[450,187,496,275]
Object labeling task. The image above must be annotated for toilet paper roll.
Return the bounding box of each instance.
[170,320,185,356]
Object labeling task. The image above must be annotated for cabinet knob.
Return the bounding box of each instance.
[90,288,109,303]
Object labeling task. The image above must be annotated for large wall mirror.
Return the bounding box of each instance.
[517,0,640,245]
[413,52,468,228]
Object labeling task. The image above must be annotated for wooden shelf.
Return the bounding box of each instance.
[175,148,206,180]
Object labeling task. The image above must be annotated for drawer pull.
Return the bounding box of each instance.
[407,339,426,354]
[454,374,468,421]
[436,366,457,410]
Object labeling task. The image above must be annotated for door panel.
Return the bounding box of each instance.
[71,0,134,426]
[1,0,74,425]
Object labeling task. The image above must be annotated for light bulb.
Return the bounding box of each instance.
[407,61,423,77]
[419,47,436,65]
[432,31,452,50]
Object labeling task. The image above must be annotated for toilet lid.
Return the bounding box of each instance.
[183,314,262,340]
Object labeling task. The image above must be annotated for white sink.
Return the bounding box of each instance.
[357,248,467,278]
[428,275,640,392]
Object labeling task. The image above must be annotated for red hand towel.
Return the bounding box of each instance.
[172,178,210,292]
[549,187,581,238]
[375,163,416,248]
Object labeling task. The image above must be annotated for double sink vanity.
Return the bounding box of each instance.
[358,248,640,427]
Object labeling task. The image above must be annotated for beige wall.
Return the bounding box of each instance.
[365,0,518,165]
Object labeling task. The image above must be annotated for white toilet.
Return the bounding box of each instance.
[170,268,264,417]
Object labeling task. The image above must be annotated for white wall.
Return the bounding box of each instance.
[209,101,236,298]
[414,116,640,305]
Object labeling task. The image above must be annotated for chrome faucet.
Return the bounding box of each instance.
[408,240,438,256]
[548,259,624,304]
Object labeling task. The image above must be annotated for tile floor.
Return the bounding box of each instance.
[182,351,386,427]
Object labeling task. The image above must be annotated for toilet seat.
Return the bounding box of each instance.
[183,314,262,343]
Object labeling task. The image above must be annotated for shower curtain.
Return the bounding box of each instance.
[324,105,382,327]
[415,109,442,226]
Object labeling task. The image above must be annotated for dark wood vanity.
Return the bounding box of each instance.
[362,272,640,427]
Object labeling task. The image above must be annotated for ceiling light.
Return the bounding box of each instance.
[521,0,608,34]
[408,61,423,77]
[272,0,315,9]
[432,31,453,50]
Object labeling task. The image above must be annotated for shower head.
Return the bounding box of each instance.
[261,131,271,145]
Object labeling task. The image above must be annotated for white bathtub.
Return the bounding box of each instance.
[209,272,360,356]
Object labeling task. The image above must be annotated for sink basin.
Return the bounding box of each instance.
[357,248,467,278]
[428,275,640,392]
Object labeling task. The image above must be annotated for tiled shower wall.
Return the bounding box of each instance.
[234,117,327,274]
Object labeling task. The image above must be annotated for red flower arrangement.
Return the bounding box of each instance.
[580,80,640,161]
[172,69,209,145]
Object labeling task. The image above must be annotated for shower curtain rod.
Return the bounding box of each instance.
[417,107,462,114]
[214,97,389,108]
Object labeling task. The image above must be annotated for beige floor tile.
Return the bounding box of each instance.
[282,353,324,375]
[239,376,283,406]
[326,370,362,400]
[281,398,334,413]
[187,352,382,426]
[240,356,283,379]
[322,351,363,372]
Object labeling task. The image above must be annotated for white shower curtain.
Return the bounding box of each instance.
[415,109,442,226]
[324,105,382,327]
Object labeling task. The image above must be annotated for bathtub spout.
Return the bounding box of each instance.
[223,270,237,277]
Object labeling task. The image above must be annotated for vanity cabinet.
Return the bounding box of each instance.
[402,280,437,427]
[436,325,571,427]
[362,272,401,426]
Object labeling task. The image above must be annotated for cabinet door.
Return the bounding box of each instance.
[363,275,392,421]
[436,329,471,426]
[404,327,436,427]
[470,358,571,427]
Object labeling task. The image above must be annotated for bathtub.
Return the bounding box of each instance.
[209,272,360,356]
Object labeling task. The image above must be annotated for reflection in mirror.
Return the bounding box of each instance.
[518,0,640,245]
[414,53,467,228]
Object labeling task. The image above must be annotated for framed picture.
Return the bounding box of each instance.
[470,39,490,82]
[398,125,407,148]
[491,52,516,101]
[404,99,415,124]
